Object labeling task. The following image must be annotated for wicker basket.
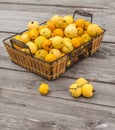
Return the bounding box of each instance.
[4,38,67,80]
[3,10,105,80]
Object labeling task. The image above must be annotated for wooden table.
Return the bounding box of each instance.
[0,0,115,129]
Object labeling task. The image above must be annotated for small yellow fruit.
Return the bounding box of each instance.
[49,49,61,59]
[28,21,39,30]
[61,41,73,54]
[87,24,103,37]
[38,83,49,95]
[75,19,86,28]
[69,83,82,98]
[52,28,64,37]
[20,33,30,43]
[40,27,52,38]
[52,36,63,49]
[26,41,37,54]
[50,15,63,28]
[71,37,83,48]
[28,29,39,40]
[45,53,57,62]
[81,33,91,43]
[76,27,84,36]
[34,36,46,49]
[35,49,48,59]
[64,24,77,38]
[63,15,74,25]
[46,20,56,32]
[42,39,53,51]
[75,78,88,87]
[82,84,94,98]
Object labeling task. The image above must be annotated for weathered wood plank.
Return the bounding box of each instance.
[0,88,115,130]
[0,1,115,130]
[0,4,115,42]
[0,32,15,44]
[0,0,115,9]
[0,113,66,130]
[0,67,115,107]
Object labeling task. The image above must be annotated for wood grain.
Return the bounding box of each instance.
[0,4,115,42]
[0,68,115,107]
[0,0,115,9]
[0,1,115,130]
[0,88,115,130]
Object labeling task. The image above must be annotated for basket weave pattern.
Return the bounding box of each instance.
[3,31,105,80]
[4,43,67,80]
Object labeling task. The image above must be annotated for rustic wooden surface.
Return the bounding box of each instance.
[0,0,115,130]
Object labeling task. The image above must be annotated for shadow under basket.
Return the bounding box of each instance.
[3,31,105,80]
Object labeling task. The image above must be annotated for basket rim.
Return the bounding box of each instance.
[3,29,105,64]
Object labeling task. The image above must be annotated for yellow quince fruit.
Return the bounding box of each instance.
[75,77,88,87]
[28,21,39,30]
[45,53,57,62]
[69,83,82,98]
[64,24,77,38]
[82,83,94,98]
[38,83,50,95]
[87,24,103,37]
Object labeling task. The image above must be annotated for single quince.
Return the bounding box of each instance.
[75,78,88,87]
[35,49,48,59]
[76,27,84,36]
[46,20,56,32]
[63,15,74,25]
[64,24,77,38]
[34,36,46,49]
[20,33,30,43]
[38,83,50,95]
[69,83,82,98]
[71,37,83,48]
[52,28,64,37]
[45,53,57,62]
[28,29,39,40]
[50,15,63,28]
[42,39,53,51]
[87,24,103,37]
[25,41,37,54]
[49,49,61,58]
[61,41,73,53]
[81,33,91,43]
[28,21,39,30]
[75,19,86,28]
[82,83,94,98]
[52,36,63,49]
[40,27,52,38]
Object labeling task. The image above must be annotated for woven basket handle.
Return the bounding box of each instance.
[10,38,33,56]
[73,10,93,23]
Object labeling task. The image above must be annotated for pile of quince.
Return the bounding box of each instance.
[13,14,103,62]
[38,77,95,98]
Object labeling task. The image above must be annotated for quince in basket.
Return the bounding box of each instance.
[13,15,104,62]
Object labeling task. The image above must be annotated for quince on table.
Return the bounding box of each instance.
[38,83,50,95]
